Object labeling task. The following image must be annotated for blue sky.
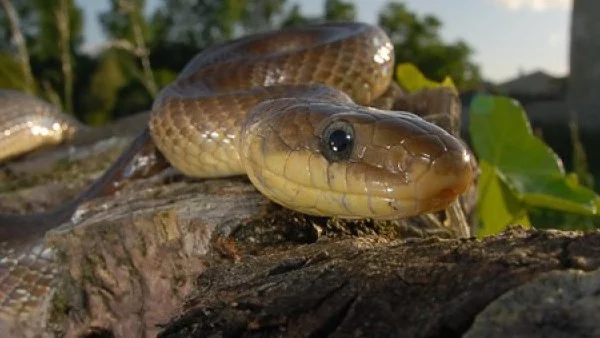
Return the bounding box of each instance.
[76,0,571,83]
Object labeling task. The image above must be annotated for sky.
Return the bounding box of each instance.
[75,0,572,83]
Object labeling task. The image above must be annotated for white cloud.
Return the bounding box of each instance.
[493,0,571,11]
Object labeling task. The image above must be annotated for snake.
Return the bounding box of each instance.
[0,22,473,330]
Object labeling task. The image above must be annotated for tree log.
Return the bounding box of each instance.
[1,104,598,338]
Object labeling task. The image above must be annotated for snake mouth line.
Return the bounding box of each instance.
[250,163,456,218]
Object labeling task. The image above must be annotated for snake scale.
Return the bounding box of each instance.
[0,22,474,331]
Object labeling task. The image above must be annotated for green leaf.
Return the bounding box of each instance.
[470,95,599,223]
[395,63,457,94]
[504,174,599,214]
[477,161,531,237]
[469,96,563,176]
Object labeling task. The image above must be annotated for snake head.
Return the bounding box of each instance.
[240,99,474,220]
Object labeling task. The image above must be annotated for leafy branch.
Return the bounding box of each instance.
[55,0,73,113]
[112,0,158,98]
[0,0,35,94]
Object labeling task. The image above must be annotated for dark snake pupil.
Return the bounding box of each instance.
[329,129,351,152]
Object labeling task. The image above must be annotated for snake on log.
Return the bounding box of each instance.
[0,22,474,235]
[0,22,474,329]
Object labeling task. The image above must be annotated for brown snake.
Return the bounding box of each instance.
[0,22,473,330]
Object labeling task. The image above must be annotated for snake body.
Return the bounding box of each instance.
[147,22,473,220]
[0,21,475,231]
[0,90,81,162]
[0,22,473,328]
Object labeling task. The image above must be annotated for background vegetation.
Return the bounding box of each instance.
[0,0,482,124]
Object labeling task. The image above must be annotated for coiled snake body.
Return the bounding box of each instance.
[148,22,472,219]
[0,22,473,328]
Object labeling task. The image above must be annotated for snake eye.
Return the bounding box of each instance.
[321,120,354,162]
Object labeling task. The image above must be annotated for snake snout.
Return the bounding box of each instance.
[414,143,473,213]
[399,130,474,214]
[357,114,474,218]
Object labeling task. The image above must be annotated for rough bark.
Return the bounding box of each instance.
[153,228,600,338]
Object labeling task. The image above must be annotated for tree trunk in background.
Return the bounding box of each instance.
[1,0,36,94]
[568,0,600,187]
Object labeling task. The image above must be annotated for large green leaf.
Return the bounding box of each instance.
[503,173,598,214]
[477,161,531,236]
[470,96,564,176]
[469,95,599,222]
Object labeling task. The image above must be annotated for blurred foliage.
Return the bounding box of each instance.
[280,4,308,27]
[83,50,131,124]
[0,52,31,91]
[325,0,355,21]
[152,0,252,48]
[378,2,480,90]
[0,0,481,122]
[569,120,595,189]
[31,0,83,60]
[0,2,42,53]
[101,0,159,103]
[100,0,151,43]
[1,0,82,109]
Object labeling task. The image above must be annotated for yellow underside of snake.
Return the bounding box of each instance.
[1,22,474,223]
